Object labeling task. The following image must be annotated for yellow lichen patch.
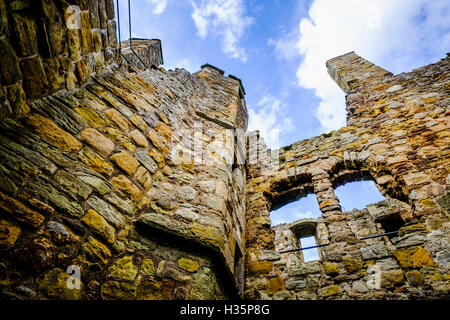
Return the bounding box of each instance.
[138,279,174,300]
[191,223,223,248]
[344,141,361,150]
[372,83,391,91]
[394,246,434,268]
[81,209,115,244]
[148,148,165,168]
[339,126,357,133]
[318,142,335,151]
[317,285,340,298]
[101,280,136,300]
[266,276,285,294]
[248,261,273,275]
[342,257,363,273]
[74,106,109,128]
[328,149,343,158]
[374,98,387,105]
[103,126,136,153]
[77,147,114,176]
[411,247,434,267]
[177,258,200,273]
[141,258,156,275]
[38,268,83,300]
[131,75,158,95]
[146,128,169,155]
[319,199,335,208]
[420,198,436,207]
[422,96,438,104]
[108,256,138,281]
[76,236,111,270]
[322,262,339,275]
[25,113,82,153]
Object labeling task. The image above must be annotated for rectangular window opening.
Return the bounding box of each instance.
[299,236,320,262]
[378,212,405,240]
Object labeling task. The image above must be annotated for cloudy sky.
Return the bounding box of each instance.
[115,0,449,240]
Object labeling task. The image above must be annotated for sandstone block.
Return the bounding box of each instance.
[110,174,142,202]
[317,285,340,298]
[81,209,115,244]
[128,129,148,148]
[110,151,140,175]
[248,261,273,275]
[80,128,115,155]
[25,114,82,153]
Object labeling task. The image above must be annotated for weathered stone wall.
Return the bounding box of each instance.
[244,52,449,299]
[0,59,248,299]
[0,0,119,120]
[0,0,248,298]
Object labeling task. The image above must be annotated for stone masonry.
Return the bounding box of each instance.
[0,0,448,300]
[245,52,450,300]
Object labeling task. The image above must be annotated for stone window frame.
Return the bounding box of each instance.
[289,218,328,263]
[267,159,412,262]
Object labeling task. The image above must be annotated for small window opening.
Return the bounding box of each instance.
[377,212,406,239]
[334,180,385,211]
[299,236,320,262]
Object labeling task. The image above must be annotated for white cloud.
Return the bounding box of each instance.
[165,58,199,73]
[146,0,168,15]
[293,210,315,220]
[190,0,254,61]
[268,32,299,61]
[292,0,450,132]
[247,94,294,149]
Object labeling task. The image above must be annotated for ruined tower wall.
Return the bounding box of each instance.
[0,0,119,120]
[0,0,247,300]
[0,62,247,300]
[244,53,450,299]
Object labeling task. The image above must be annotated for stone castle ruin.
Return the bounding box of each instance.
[0,0,448,300]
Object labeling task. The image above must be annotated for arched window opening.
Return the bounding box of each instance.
[334,180,385,212]
[270,193,321,227]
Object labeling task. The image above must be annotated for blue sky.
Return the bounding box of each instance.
[115,0,449,227]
